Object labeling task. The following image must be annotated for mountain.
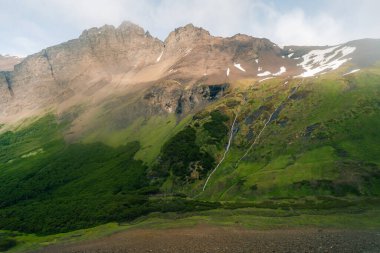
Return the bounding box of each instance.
[0,54,23,71]
[0,22,295,123]
[1,23,379,125]
[0,21,380,249]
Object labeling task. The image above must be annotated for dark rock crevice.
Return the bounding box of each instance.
[207,83,228,100]
[143,82,230,117]
[175,94,184,114]
[42,49,56,81]
[2,71,14,97]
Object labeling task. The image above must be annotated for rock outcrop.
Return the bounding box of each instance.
[143,80,228,115]
[1,21,378,126]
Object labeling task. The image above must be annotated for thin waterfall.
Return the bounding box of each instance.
[203,113,238,191]
[235,79,304,166]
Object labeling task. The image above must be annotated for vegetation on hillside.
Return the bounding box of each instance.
[0,115,220,235]
[199,72,380,200]
[0,70,380,242]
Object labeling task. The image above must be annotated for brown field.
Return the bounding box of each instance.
[33,226,380,253]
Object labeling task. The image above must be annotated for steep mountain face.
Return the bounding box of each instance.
[1,22,377,128]
[160,24,300,85]
[0,21,164,120]
[0,22,302,125]
[0,21,380,236]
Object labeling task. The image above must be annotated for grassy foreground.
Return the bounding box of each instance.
[3,202,380,252]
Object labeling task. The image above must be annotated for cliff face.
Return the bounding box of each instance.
[0,22,165,119]
[160,24,298,85]
[1,21,377,126]
[143,80,228,116]
[0,21,295,123]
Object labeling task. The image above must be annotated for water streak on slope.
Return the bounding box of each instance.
[203,113,238,191]
[235,79,304,165]
[343,69,360,76]
[258,77,274,83]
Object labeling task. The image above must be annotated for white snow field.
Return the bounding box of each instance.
[297,46,356,77]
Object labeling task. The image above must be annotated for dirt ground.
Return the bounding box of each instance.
[33,226,380,253]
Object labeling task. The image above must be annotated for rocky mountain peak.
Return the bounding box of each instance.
[79,21,147,40]
[117,21,146,36]
[164,23,211,45]
[230,33,255,41]
[228,34,278,50]
[79,24,114,38]
[1,21,378,125]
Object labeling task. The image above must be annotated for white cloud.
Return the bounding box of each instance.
[0,0,378,56]
[271,9,344,46]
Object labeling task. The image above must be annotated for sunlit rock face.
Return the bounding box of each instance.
[0,21,378,124]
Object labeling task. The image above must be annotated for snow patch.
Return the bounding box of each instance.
[226,67,230,76]
[259,77,274,83]
[156,51,164,62]
[234,63,246,72]
[297,46,356,77]
[258,67,262,72]
[255,59,259,64]
[257,71,271,77]
[273,66,286,76]
[343,69,360,76]
[288,53,294,58]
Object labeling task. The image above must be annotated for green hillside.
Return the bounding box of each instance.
[1,68,380,251]
[199,70,380,200]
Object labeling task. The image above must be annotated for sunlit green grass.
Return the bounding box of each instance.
[1,68,380,252]
[197,69,380,200]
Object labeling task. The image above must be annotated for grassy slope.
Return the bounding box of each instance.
[197,69,380,200]
[82,114,192,164]
[1,67,380,251]
[79,89,194,165]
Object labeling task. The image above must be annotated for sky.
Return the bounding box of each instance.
[0,0,379,56]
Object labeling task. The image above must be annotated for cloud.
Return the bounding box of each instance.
[0,0,378,56]
[271,9,344,46]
